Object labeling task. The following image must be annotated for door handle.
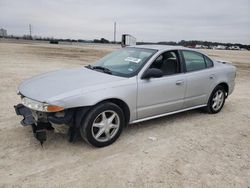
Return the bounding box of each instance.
[209,74,215,79]
[176,80,184,85]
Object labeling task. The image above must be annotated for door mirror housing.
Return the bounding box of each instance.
[142,68,163,79]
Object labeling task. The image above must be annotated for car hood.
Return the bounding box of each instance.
[18,67,125,103]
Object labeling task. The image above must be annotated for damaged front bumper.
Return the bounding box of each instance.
[14,103,35,126]
[14,104,74,144]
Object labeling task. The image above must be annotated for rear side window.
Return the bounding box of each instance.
[182,51,206,72]
[204,56,213,68]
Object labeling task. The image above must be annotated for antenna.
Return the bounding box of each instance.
[114,22,116,43]
[29,24,32,39]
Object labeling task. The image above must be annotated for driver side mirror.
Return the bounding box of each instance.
[141,68,163,79]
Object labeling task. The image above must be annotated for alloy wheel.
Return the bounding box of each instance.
[212,90,224,111]
[91,110,120,142]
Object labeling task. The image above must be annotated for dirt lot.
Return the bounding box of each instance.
[0,41,249,188]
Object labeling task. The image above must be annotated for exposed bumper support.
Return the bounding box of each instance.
[14,104,35,126]
[47,110,74,124]
[14,104,50,144]
[31,123,47,145]
[14,104,77,144]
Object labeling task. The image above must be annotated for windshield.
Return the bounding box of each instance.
[92,47,157,77]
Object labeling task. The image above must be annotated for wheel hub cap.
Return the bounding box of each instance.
[212,90,224,111]
[92,110,120,142]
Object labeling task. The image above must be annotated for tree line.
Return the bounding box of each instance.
[1,35,249,50]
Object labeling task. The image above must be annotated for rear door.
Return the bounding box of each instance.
[181,50,215,108]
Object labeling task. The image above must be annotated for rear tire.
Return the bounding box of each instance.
[205,85,226,114]
[79,102,124,147]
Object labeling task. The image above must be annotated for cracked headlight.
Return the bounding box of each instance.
[21,97,64,112]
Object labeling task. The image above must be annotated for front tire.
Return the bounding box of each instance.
[80,102,124,147]
[205,85,226,114]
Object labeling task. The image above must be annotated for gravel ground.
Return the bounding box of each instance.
[0,41,249,188]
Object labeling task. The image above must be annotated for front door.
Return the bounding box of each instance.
[137,50,186,119]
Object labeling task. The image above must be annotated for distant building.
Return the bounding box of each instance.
[195,44,203,49]
[215,45,226,50]
[195,44,208,49]
[240,48,248,51]
[121,34,136,47]
[228,46,240,50]
[0,28,7,37]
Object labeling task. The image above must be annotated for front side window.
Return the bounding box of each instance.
[182,51,206,72]
[149,51,180,76]
[92,47,157,77]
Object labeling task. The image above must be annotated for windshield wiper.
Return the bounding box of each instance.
[86,65,112,75]
[85,64,93,69]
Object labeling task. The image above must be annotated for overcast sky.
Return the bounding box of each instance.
[0,0,250,44]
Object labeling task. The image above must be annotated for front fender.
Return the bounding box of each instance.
[47,77,138,122]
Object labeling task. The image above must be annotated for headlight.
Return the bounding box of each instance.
[21,97,64,112]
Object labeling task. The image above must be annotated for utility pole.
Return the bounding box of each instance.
[114,22,116,44]
[29,24,32,39]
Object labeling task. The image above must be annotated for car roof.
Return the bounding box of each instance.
[129,44,191,51]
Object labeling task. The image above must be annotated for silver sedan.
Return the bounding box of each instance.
[15,45,236,147]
